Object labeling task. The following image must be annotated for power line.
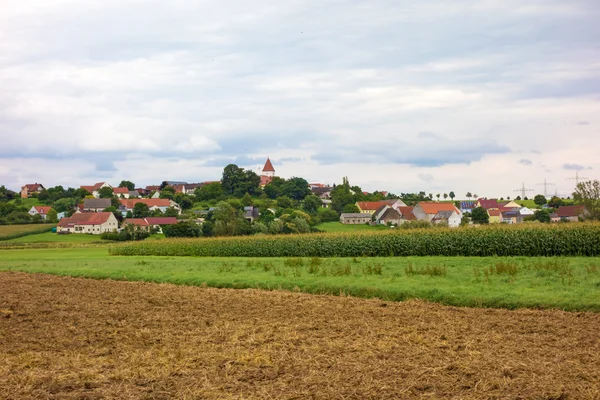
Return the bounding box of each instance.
[536,178,555,198]
[513,182,534,199]
[566,171,589,186]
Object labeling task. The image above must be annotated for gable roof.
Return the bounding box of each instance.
[340,213,372,218]
[478,199,499,209]
[119,198,172,209]
[122,218,149,227]
[416,202,460,215]
[113,187,129,194]
[398,206,417,221]
[262,158,275,172]
[58,212,113,227]
[33,206,52,214]
[22,183,44,192]
[356,201,392,211]
[488,209,501,217]
[80,182,107,192]
[83,198,112,209]
[460,201,477,209]
[378,207,401,221]
[556,205,586,218]
[432,210,455,221]
[145,217,178,225]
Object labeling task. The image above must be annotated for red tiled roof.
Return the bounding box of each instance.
[262,158,275,172]
[145,185,160,191]
[34,206,52,214]
[120,199,171,209]
[113,187,129,194]
[57,212,112,227]
[81,182,106,192]
[478,199,499,209]
[123,218,149,227]
[357,201,390,211]
[556,205,585,218]
[145,217,178,225]
[22,183,44,191]
[416,202,460,215]
[398,206,416,220]
[488,210,501,217]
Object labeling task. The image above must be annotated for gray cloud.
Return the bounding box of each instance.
[419,174,434,182]
[563,163,586,171]
[519,159,533,166]
[577,121,590,125]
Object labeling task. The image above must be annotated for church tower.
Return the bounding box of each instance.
[260,158,275,186]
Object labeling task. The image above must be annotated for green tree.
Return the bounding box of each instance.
[164,207,180,217]
[343,203,360,213]
[330,177,354,213]
[221,164,260,197]
[466,192,472,200]
[548,196,563,209]
[159,186,175,199]
[303,194,323,213]
[449,191,455,201]
[470,207,489,224]
[118,180,135,190]
[533,209,551,223]
[436,193,441,201]
[132,202,150,218]
[443,193,448,200]
[281,177,310,200]
[98,187,114,198]
[53,198,76,213]
[241,192,253,207]
[276,196,292,209]
[46,208,58,223]
[212,201,242,236]
[573,179,600,220]
[534,194,547,206]
[195,182,224,201]
[163,221,201,238]
[263,177,286,199]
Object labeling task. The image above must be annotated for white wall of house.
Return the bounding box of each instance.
[412,205,431,222]
[448,212,461,228]
[60,214,119,234]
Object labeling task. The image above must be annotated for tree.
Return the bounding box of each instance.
[276,196,292,209]
[515,196,522,201]
[471,207,489,224]
[221,164,260,197]
[436,193,441,201]
[159,186,175,199]
[132,202,150,218]
[573,179,600,220]
[46,208,58,223]
[241,192,253,207]
[163,221,201,238]
[98,187,114,198]
[330,177,354,213]
[534,194,547,206]
[118,180,135,191]
[548,196,563,209]
[212,201,243,236]
[443,193,448,200]
[303,195,323,214]
[0,186,15,202]
[53,198,76,213]
[533,209,551,223]
[195,182,224,201]
[449,191,455,201]
[281,177,310,200]
[343,204,360,213]
[263,177,286,199]
[466,192,472,200]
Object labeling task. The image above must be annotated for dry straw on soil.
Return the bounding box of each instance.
[0,272,599,399]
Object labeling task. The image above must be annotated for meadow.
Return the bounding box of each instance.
[4,231,103,243]
[0,224,54,241]
[315,221,388,232]
[1,247,599,310]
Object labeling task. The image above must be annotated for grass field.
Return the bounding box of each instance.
[0,224,54,240]
[2,273,598,399]
[8,197,41,207]
[5,231,103,243]
[315,221,388,232]
[1,247,599,310]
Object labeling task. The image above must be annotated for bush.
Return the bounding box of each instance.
[162,221,201,238]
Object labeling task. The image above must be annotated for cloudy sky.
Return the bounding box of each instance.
[1,0,599,198]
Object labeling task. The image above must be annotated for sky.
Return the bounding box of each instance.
[1,0,599,198]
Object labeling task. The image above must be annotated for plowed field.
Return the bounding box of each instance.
[1,272,599,399]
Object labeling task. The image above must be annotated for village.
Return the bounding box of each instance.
[4,158,589,236]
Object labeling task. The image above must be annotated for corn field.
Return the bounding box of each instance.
[109,223,600,257]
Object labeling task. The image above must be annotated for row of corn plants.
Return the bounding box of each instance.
[109,223,600,257]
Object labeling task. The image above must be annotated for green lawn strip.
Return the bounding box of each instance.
[5,232,106,243]
[1,248,598,311]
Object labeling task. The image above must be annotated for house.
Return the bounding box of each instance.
[340,213,372,225]
[28,205,52,220]
[460,201,477,213]
[80,182,112,198]
[550,213,560,223]
[556,205,587,222]
[477,199,500,210]
[413,202,462,227]
[488,209,502,224]
[121,218,151,232]
[83,198,112,212]
[243,206,260,222]
[356,200,407,215]
[20,183,45,198]
[501,210,522,224]
[374,206,402,225]
[502,201,521,209]
[57,212,119,234]
[311,186,333,199]
[113,187,131,198]
[122,217,178,233]
[519,207,535,216]
[260,158,276,187]
[119,198,181,214]
[432,210,461,227]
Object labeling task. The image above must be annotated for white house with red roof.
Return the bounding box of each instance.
[57,212,119,234]
[20,183,45,198]
[122,217,178,233]
[80,182,112,198]
[28,205,53,220]
[119,198,181,214]
[413,202,462,227]
[260,158,276,187]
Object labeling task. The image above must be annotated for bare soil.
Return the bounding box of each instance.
[0,272,598,399]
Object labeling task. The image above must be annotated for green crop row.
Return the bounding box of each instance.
[109,223,600,258]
